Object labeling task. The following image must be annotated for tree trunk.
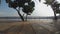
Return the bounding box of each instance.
[15,8,24,21]
[17,11,24,21]
[51,5,57,20]
[26,14,27,21]
[54,11,57,20]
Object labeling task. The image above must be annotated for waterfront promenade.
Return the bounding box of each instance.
[0,19,60,34]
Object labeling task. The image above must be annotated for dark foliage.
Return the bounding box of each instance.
[5,0,35,21]
[23,1,35,15]
[44,0,60,20]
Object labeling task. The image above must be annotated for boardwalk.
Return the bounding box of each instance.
[0,19,60,34]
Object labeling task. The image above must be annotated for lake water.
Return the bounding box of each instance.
[0,19,55,22]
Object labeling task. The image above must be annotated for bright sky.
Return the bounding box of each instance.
[0,0,60,17]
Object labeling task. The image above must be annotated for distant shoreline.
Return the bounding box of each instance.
[0,16,60,19]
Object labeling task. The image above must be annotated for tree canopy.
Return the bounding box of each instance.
[6,0,35,14]
[44,0,55,5]
[44,0,60,20]
[5,0,35,21]
[44,0,60,13]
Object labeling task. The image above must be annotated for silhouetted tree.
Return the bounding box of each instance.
[5,0,35,21]
[23,1,35,21]
[44,0,60,20]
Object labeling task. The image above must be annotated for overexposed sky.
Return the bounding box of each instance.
[0,0,60,17]
[31,0,60,17]
[31,0,54,17]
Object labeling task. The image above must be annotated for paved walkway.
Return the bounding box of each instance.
[0,19,60,34]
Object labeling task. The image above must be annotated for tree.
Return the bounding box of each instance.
[43,0,60,20]
[23,1,35,21]
[5,0,35,21]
